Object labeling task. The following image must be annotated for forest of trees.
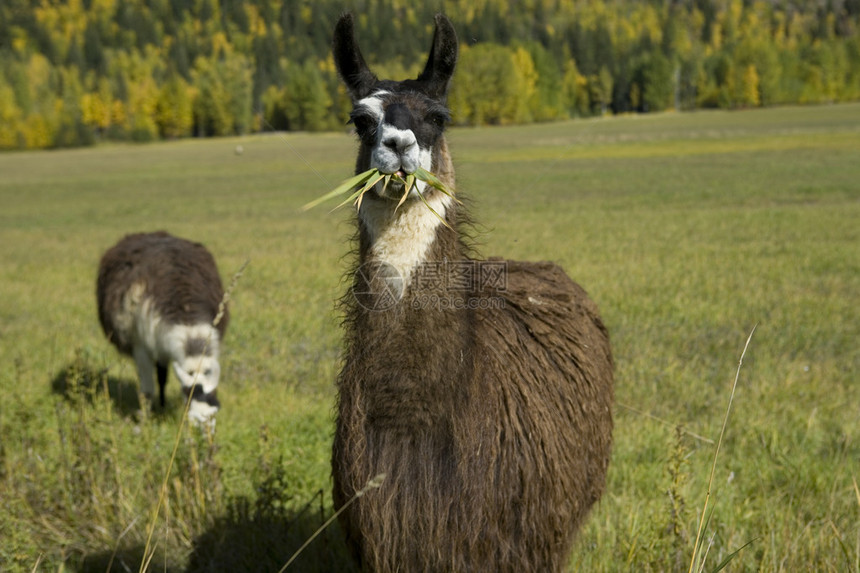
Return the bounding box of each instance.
[1,0,859,149]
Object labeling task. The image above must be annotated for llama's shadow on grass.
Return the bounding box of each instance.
[50,358,182,420]
[77,546,183,573]
[73,503,356,573]
[185,494,358,573]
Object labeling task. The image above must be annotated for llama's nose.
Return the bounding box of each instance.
[382,129,417,155]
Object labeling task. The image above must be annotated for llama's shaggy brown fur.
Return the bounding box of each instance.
[331,14,613,572]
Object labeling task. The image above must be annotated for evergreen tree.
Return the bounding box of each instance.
[524,42,565,122]
[83,21,106,75]
[640,51,674,112]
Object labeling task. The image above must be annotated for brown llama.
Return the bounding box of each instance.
[97,231,227,425]
[330,14,614,572]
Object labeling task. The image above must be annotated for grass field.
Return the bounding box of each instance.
[0,103,858,572]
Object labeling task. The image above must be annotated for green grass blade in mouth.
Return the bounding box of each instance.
[301,169,377,211]
[351,171,387,212]
[304,166,456,217]
[415,187,453,230]
[332,186,369,213]
[394,178,411,211]
[414,166,460,203]
[381,173,393,196]
[392,173,417,212]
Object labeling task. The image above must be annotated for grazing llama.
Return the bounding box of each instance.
[96,231,228,425]
[330,14,614,572]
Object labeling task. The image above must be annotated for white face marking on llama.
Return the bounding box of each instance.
[161,322,222,425]
[355,91,387,122]
[172,353,220,396]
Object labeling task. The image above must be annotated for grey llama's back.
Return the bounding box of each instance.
[97,231,228,351]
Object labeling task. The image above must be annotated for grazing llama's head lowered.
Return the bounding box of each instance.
[96,231,227,426]
[330,13,613,573]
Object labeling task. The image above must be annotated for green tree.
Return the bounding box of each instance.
[261,84,289,131]
[738,64,761,107]
[220,51,253,134]
[283,60,332,132]
[524,42,565,122]
[83,20,106,75]
[752,42,781,106]
[563,57,591,118]
[54,66,94,147]
[192,56,233,136]
[588,66,614,115]
[0,79,24,149]
[156,73,193,138]
[449,43,533,126]
[640,51,674,112]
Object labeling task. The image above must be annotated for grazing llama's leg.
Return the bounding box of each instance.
[156,363,168,407]
[134,345,155,400]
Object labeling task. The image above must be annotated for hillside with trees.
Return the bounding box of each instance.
[1,0,858,149]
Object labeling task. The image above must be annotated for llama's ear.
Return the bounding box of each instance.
[416,14,459,99]
[333,13,378,101]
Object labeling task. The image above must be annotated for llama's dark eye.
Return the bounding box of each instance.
[350,113,377,138]
[204,369,212,376]
[426,112,449,130]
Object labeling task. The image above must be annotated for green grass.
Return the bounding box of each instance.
[1,104,858,571]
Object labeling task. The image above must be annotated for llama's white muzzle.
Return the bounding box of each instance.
[371,125,433,200]
[172,357,220,427]
[373,125,419,175]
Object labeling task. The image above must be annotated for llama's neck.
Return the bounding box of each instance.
[136,296,220,363]
[359,192,457,285]
[357,139,461,287]
[347,143,471,433]
[162,322,220,362]
[348,200,473,433]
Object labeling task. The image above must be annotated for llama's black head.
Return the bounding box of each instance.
[333,13,458,200]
